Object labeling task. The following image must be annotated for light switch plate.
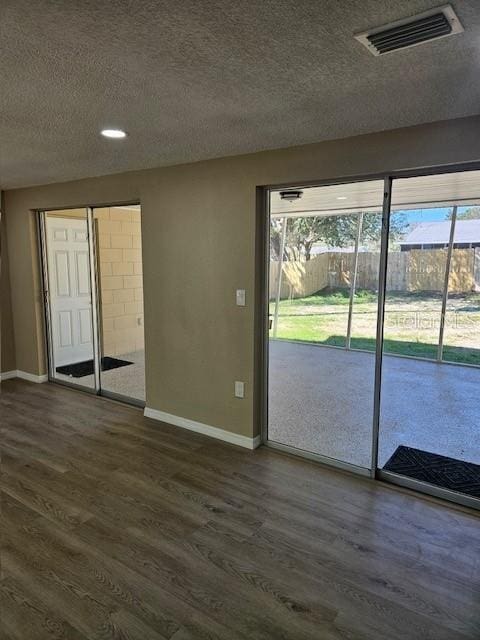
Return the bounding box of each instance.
[234,381,245,398]
[236,289,246,306]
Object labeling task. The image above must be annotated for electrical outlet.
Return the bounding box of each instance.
[236,289,246,306]
[234,381,245,398]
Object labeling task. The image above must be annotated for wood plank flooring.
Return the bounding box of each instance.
[1,379,479,639]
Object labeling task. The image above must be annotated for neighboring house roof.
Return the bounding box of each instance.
[399,220,480,245]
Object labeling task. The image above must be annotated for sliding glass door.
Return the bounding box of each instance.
[40,205,145,405]
[378,171,480,507]
[41,209,98,391]
[93,206,145,403]
[267,179,384,473]
[266,168,480,508]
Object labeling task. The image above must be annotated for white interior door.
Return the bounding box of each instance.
[46,216,94,367]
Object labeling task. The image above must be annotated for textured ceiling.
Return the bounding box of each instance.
[1,0,480,189]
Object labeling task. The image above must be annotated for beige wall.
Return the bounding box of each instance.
[95,206,144,357]
[1,193,16,373]
[4,115,480,437]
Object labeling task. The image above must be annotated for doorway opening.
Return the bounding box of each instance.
[265,168,480,509]
[39,205,145,406]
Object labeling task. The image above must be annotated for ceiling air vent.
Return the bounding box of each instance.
[355,5,463,56]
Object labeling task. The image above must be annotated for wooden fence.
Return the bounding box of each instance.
[269,248,480,300]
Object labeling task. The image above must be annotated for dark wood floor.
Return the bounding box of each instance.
[1,379,479,640]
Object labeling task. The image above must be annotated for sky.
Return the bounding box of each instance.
[394,206,478,226]
[396,207,451,224]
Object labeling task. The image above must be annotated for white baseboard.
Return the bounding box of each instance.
[0,370,48,383]
[0,370,17,381]
[17,370,49,383]
[144,407,261,450]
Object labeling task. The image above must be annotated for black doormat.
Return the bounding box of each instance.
[384,446,480,498]
[56,356,132,378]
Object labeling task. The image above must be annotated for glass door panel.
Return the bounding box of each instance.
[93,206,145,403]
[383,206,447,362]
[43,209,96,390]
[442,209,480,366]
[268,179,384,471]
[379,170,480,504]
[349,211,382,350]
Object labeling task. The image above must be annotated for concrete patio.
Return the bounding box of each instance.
[55,349,145,402]
[268,340,480,469]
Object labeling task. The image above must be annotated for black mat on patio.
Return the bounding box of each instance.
[384,445,480,498]
[56,356,132,378]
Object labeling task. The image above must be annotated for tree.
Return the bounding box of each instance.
[446,206,480,220]
[270,212,407,261]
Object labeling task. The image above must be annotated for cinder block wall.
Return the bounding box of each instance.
[95,206,144,357]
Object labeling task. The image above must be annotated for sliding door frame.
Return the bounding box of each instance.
[87,207,102,392]
[262,174,387,478]
[38,202,145,407]
[90,205,146,408]
[261,160,480,511]
[38,208,101,394]
[38,212,56,383]
[370,177,392,478]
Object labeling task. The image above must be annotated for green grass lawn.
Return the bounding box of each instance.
[270,288,480,365]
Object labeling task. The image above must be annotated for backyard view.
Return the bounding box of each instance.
[269,174,480,493]
[270,204,480,366]
[269,288,480,364]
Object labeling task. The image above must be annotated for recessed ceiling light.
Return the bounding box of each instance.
[337,196,347,200]
[101,128,127,139]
